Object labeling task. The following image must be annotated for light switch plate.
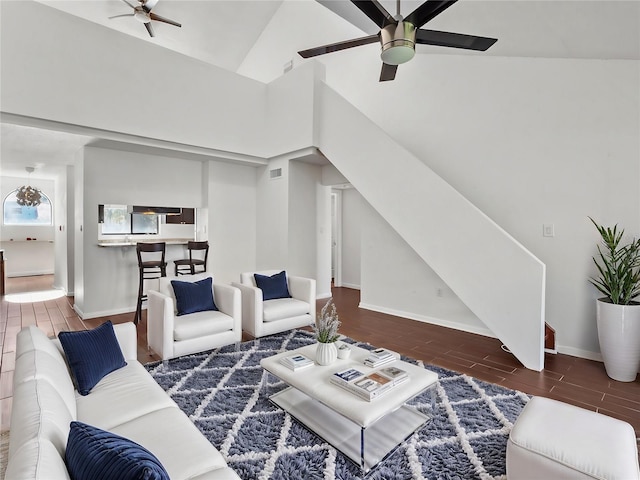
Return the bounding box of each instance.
[543,224,555,237]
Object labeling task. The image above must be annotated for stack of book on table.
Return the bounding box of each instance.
[279,353,314,371]
[363,348,397,368]
[330,365,409,401]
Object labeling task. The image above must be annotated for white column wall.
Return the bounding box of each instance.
[256,158,289,271]
[341,189,362,290]
[207,160,257,285]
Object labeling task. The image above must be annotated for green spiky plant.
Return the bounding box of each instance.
[313,299,341,343]
[589,217,640,305]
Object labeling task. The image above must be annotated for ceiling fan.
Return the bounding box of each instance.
[109,0,181,38]
[299,0,497,82]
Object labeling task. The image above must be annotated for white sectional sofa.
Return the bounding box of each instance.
[6,322,240,480]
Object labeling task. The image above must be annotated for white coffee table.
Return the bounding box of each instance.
[260,343,439,472]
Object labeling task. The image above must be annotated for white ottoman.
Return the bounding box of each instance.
[507,396,639,480]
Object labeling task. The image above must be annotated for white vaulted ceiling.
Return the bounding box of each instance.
[2,0,639,176]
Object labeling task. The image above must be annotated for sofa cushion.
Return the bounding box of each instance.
[9,379,74,459]
[15,325,67,368]
[263,298,310,322]
[5,438,71,480]
[66,421,169,480]
[13,348,77,417]
[58,321,127,396]
[76,361,176,431]
[171,277,218,316]
[111,407,231,479]
[254,270,291,301]
[173,310,235,341]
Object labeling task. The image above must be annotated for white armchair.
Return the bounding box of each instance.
[232,270,316,338]
[147,273,241,360]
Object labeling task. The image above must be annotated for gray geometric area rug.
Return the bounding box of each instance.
[145,330,530,480]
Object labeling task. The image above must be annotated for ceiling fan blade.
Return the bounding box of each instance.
[149,12,181,28]
[298,34,379,58]
[405,0,458,28]
[121,0,137,10]
[416,29,497,51]
[379,63,398,82]
[351,0,395,28]
[108,13,135,19]
[144,22,155,37]
[141,0,159,13]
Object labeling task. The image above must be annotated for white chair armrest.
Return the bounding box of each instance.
[112,322,138,361]
[232,282,263,337]
[147,290,176,361]
[288,276,316,310]
[213,283,242,333]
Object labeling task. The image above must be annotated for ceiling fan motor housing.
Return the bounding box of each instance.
[380,21,416,65]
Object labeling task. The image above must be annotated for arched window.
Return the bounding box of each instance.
[3,188,52,225]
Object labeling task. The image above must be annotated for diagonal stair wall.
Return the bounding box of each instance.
[315,83,546,371]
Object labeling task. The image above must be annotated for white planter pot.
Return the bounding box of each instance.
[596,299,640,382]
[316,342,338,366]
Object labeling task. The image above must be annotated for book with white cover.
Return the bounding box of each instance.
[330,368,397,401]
[280,354,314,371]
[363,356,396,368]
[378,366,409,383]
[363,348,397,367]
[368,348,395,361]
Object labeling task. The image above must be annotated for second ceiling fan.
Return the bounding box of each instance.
[299,0,497,82]
[109,0,181,38]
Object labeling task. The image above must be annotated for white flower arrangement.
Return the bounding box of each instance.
[313,299,341,343]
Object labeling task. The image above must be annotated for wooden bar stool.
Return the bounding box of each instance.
[174,241,209,276]
[135,242,167,325]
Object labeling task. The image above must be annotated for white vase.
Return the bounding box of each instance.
[596,299,640,382]
[316,342,338,366]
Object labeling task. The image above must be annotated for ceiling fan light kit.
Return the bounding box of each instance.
[299,0,497,81]
[380,21,416,65]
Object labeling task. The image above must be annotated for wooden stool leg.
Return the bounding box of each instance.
[135,267,144,325]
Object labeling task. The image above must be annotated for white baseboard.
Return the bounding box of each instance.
[556,345,603,362]
[360,302,608,365]
[316,292,332,300]
[358,302,496,339]
[7,270,54,277]
[76,305,136,320]
[339,283,361,290]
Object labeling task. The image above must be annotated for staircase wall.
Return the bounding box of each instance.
[316,84,546,371]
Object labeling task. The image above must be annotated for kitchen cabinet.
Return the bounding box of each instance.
[166,208,195,225]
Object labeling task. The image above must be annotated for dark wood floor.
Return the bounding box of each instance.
[2,275,639,453]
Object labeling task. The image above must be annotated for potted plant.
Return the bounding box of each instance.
[313,299,341,365]
[589,217,640,381]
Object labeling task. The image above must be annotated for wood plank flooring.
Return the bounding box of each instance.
[2,275,639,454]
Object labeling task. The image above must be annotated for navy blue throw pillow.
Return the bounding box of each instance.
[58,321,127,396]
[171,276,218,316]
[254,270,291,301]
[66,421,170,480]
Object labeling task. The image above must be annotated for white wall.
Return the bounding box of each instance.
[318,83,546,370]
[207,160,257,285]
[256,158,290,270]
[239,2,640,361]
[341,188,362,289]
[77,146,205,318]
[0,1,268,157]
[360,201,487,334]
[323,53,640,359]
[288,161,332,297]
